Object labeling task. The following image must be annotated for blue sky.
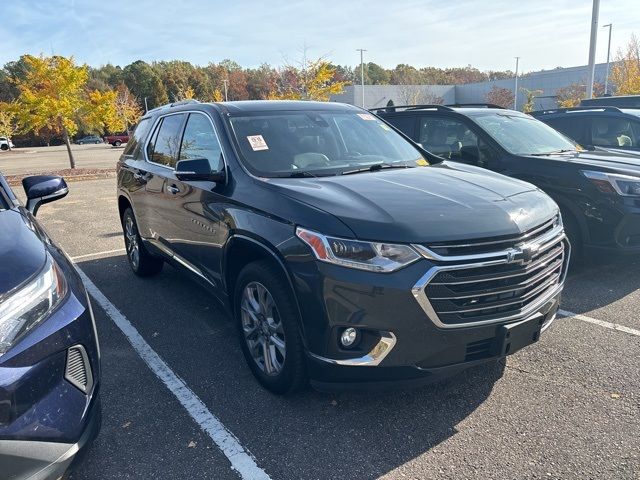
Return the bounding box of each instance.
[2,0,638,72]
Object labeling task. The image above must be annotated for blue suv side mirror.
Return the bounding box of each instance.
[22,175,69,216]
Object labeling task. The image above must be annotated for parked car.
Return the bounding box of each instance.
[76,135,103,145]
[580,94,640,108]
[0,137,14,151]
[531,106,640,153]
[376,104,640,258]
[104,133,129,147]
[0,173,100,478]
[117,100,567,394]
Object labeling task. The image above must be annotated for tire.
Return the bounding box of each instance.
[122,207,163,276]
[114,140,122,147]
[95,140,101,144]
[1,144,8,151]
[234,260,307,394]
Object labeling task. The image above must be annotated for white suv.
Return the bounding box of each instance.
[0,137,14,151]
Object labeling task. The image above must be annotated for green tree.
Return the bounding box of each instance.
[122,60,168,111]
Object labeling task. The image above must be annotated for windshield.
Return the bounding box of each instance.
[473,113,578,155]
[228,111,427,177]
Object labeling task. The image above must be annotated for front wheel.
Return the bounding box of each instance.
[235,261,307,394]
[122,208,163,276]
[114,140,122,147]
[0,144,8,151]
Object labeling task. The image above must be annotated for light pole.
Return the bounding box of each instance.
[222,79,228,102]
[586,0,600,99]
[513,57,520,110]
[356,48,367,108]
[603,23,613,95]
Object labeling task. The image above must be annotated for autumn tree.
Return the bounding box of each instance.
[122,60,168,111]
[13,55,121,168]
[611,34,640,95]
[520,88,543,113]
[556,81,604,108]
[486,86,514,108]
[0,102,19,149]
[270,57,346,101]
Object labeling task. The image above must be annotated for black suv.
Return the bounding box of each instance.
[117,100,567,393]
[531,106,640,153]
[376,104,640,257]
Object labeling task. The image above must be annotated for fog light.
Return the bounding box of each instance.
[340,327,358,348]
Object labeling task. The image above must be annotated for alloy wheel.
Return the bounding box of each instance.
[124,215,140,270]
[240,282,286,376]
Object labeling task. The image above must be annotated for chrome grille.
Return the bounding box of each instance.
[412,219,569,329]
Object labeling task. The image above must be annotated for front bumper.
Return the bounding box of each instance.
[0,255,100,479]
[287,230,567,390]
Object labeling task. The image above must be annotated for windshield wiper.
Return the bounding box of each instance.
[341,163,414,175]
[286,170,318,178]
[530,149,577,156]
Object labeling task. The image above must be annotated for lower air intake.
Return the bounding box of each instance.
[65,345,93,393]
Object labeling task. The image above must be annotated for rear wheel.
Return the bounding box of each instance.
[122,208,163,276]
[235,261,307,394]
[114,140,122,147]
[95,140,101,144]
[0,144,8,151]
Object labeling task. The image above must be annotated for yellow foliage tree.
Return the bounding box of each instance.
[611,34,640,95]
[13,54,121,168]
[269,59,346,101]
[211,88,224,102]
[0,102,19,149]
[113,84,143,132]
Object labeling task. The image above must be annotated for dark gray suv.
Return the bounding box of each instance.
[116,100,568,393]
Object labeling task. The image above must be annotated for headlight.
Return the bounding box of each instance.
[582,170,640,196]
[296,227,420,272]
[0,255,67,355]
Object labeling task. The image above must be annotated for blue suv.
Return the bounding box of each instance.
[0,173,101,479]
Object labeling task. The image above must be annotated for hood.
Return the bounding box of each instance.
[267,162,558,243]
[0,209,47,295]
[528,149,640,175]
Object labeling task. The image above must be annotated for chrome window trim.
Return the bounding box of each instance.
[309,332,396,366]
[143,109,229,176]
[412,231,570,329]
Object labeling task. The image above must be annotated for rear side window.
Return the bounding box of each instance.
[147,114,186,168]
[419,116,478,159]
[179,113,224,171]
[123,118,152,159]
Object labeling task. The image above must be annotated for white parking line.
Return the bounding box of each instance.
[71,248,126,261]
[559,309,640,337]
[74,267,272,480]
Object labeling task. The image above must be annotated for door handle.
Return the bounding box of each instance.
[133,171,147,181]
[167,185,180,195]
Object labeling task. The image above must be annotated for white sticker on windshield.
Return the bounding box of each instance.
[357,113,376,121]
[247,135,269,151]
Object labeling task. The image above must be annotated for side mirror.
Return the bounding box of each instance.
[22,175,68,216]
[175,158,225,183]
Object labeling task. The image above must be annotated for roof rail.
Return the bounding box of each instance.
[530,106,623,116]
[445,103,506,109]
[145,99,201,115]
[369,104,454,113]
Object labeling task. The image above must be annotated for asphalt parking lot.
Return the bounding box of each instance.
[15,177,640,479]
[0,143,119,175]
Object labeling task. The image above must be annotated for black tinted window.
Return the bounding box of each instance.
[148,114,186,168]
[591,116,639,148]
[123,118,152,159]
[179,114,223,170]
[545,116,587,144]
[385,116,417,139]
[419,116,478,160]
